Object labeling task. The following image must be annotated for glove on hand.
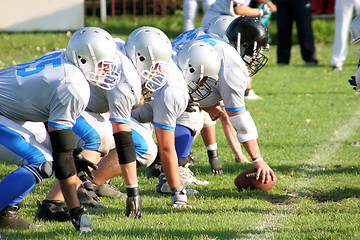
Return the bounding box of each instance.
[73,147,98,181]
[259,4,271,18]
[349,76,357,90]
[132,84,154,109]
[125,187,142,218]
[185,97,200,113]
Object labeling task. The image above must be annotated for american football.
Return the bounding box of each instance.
[234,168,277,191]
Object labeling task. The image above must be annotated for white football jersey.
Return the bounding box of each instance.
[0,49,90,129]
[210,0,250,16]
[201,0,250,27]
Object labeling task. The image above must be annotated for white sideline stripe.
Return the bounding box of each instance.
[241,109,360,239]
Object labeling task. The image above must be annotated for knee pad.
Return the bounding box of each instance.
[229,111,258,143]
[25,161,53,182]
[114,131,136,165]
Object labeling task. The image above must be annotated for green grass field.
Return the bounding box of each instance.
[1,16,360,239]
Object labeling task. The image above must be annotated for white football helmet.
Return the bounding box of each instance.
[125,26,172,92]
[351,14,360,59]
[175,40,220,101]
[66,27,120,90]
[207,15,235,38]
[351,14,360,45]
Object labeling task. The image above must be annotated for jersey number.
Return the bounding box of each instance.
[17,52,62,77]
[197,35,217,46]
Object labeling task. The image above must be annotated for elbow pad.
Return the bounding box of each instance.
[114,131,137,165]
[229,111,258,143]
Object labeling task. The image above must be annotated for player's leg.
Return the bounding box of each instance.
[276,1,293,65]
[0,119,53,229]
[183,0,199,32]
[330,0,354,71]
[35,112,113,223]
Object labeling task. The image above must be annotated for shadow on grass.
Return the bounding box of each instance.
[6,227,255,240]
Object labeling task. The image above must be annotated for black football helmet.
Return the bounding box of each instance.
[225,16,269,76]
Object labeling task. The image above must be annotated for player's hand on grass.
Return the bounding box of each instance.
[125,187,142,218]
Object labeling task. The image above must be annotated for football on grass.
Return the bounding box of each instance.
[234,168,277,191]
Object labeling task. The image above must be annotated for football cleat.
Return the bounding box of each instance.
[34,200,70,222]
[0,203,33,230]
[77,185,109,208]
[179,164,209,186]
[70,207,93,232]
[245,89,263,100]
[156,173,199,195]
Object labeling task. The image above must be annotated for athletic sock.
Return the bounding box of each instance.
[0,166,37,210]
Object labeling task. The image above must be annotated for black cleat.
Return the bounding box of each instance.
[70,207,93,232]
[146,155,162,178]
[34,200,70,222]
[0,203,32,230]
[78,185,109,208]
[95,181,126,198]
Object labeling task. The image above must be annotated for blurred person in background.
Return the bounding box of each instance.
[276,0,318,66]
[330,0,360,72]
[183,0,216,32]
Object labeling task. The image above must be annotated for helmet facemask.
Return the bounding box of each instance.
[181,56,218,101]
[242,42,269,77]
[140,61,170,93]
[86,59,121,90]
[188,76,217,101]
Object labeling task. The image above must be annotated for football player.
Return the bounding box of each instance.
[126,27,192,208]
[171,15,250,177]
[0,26,121,231]
[201,0,276,100]
[153,40,222,193]
[34,27,169,222]
[178,16,276,182]
[349,14,360,93]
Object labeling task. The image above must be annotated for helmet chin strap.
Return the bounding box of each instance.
[87,43,98,72]
[71,51,80,68]
[236,32,241,55]
[147,46,155,66]
[200,64,204,81]
[182,58,190,79]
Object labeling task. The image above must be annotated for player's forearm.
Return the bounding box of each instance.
[234,5,260,17]
[242,139,262,161]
